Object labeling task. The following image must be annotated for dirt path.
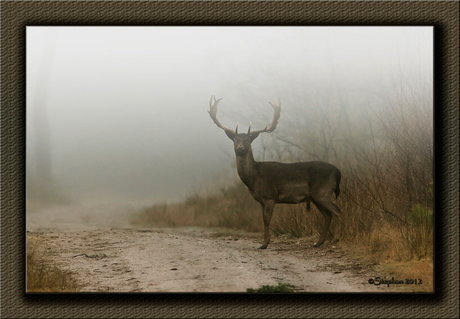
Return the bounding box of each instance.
[27,204,397,293]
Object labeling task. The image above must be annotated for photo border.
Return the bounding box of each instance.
[1,1,458,318]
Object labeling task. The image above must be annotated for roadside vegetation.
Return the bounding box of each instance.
[246,282,296,293]
[27,235,81,292]
[132,70,433,292]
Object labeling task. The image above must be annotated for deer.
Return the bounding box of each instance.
[208,95,343,249]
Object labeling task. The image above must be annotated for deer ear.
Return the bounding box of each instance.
[249,132,260,142]
[225,130,236,140]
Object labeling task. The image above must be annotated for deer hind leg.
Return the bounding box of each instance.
[311,201,332,247]
[312,198,343,246]
[329,201,343,244]
[258,200,275,249]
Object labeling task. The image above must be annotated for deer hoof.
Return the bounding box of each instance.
[313,242,322,247]
[258,245,267,249]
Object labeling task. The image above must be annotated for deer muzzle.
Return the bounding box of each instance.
[236,145,245,154]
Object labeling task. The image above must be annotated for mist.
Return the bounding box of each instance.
[26,26,433,206]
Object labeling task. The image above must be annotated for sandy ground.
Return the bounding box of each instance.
[26,204,399,293]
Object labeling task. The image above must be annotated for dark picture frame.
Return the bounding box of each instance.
[1,1,458,318]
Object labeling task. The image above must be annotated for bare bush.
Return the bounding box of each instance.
[27,236,81,292]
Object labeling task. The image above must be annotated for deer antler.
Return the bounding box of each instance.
[248,98,281,135]
[208,95,236,135]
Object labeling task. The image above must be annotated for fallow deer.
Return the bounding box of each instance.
[208,95,343,249]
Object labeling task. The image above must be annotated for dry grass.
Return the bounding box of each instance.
[380,259,434,292]
[131,181,262,232]
[342,221,433,292]
[271,205,317,238]
[27,235,81,293]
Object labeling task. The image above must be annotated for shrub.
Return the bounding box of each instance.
[408,204,433,229]
[246,282,296,293]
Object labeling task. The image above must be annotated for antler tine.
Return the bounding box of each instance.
[208,95,236,134]
[266,98,281,132]
[249,98,281,135]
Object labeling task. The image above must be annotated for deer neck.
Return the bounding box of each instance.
[235,147,259,191]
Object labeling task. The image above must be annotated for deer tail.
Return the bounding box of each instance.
[334,169,341,199]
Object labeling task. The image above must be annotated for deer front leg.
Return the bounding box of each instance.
[258,200,275,249]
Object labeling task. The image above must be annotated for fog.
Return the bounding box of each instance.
[26,27,432,206]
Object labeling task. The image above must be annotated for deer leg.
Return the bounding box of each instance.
[258,200,275,249]
[329,202,343,244]
[313,199,343,245]
[312,202,332,247]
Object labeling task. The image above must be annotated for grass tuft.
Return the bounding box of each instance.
[246,282,296,293]
[27,235,81,292]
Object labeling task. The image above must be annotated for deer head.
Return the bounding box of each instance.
[208,95,281,156]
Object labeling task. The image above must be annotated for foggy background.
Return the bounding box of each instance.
[26,27,432,206]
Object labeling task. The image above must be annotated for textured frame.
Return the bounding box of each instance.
[1,1,458,318]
